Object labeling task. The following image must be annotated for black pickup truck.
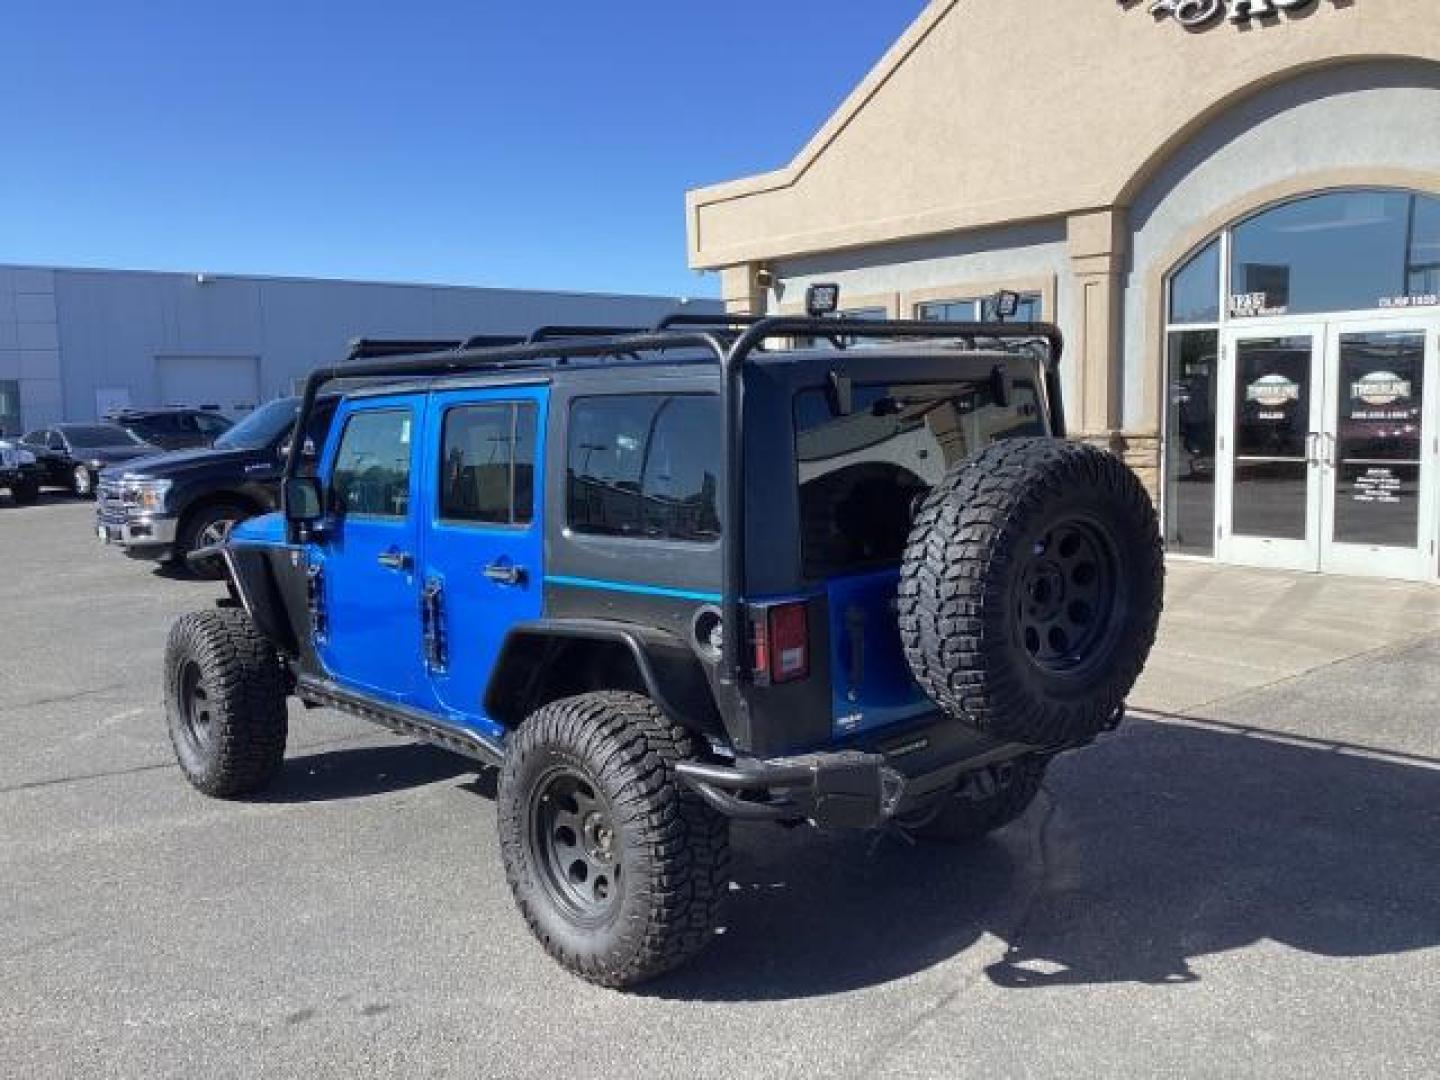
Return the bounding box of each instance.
[96,396,337,578]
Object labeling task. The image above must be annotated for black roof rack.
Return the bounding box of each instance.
[525,325,647,344]
[459,334,528,350]
[346,338,471,362]
[652,312,764,332]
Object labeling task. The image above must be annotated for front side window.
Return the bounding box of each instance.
[62,424,145,448]
[567,395,721,543]
[330,410,412,519]
[795,378,1044,577]
[440,403,537,526]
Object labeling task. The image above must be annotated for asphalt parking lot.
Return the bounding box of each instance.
[3,497,1438,1079]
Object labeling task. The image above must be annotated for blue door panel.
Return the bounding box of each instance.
[310,396,426,705]
[420,386,547,736]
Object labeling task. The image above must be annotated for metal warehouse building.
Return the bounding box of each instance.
[0,264,713,435]
[688,0,1440,583]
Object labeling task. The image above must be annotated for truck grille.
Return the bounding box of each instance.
[96,480,129,526]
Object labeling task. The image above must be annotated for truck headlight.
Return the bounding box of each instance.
[121,478,172,512]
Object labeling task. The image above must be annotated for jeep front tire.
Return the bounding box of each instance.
[498,691,730,988]
[164,608,289,797]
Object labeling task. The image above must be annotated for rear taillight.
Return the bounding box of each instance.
[751,601,810,684]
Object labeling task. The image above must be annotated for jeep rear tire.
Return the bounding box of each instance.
[498,692,730,988]
[899,438,1162,747]
[907,756,1048,843]
[164,608,288,798]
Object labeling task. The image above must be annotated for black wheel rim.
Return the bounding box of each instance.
[1014,516,1122,676]
[528,766,621,924]
[178,660,217,752]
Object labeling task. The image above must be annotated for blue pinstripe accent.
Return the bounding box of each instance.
[544,575,721,604]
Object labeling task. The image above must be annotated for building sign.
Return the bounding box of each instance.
[1247,374,1301,419]
[1125,0,1320,29]
[1352,371,1412,409]
[1230,292,1289,318]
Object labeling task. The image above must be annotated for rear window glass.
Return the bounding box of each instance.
[794,378,1044,577]
[567,394,721,543]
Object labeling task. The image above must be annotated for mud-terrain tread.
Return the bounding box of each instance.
[164,608,288,797]
[898,437,1163,746]
[912,756,1048,843]
[498,691,730,989]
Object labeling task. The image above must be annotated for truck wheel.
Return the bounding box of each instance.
[11,477,39,504]
[498,691,730,988]
[179,503,248,580]
[899,438,1162,747]
[164,608,288,798]
[72,465,94,498]
[905,756,1047,843]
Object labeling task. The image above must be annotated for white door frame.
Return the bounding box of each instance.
[1317,317,1440,582]
[1217,323,1326,572]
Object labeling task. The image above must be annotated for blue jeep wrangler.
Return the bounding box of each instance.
[162,306,1163,987]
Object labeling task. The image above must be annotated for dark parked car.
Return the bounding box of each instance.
[1,437,41,504]
[20,423,156,497]
[96,395,338,577]
[106,407,234,451]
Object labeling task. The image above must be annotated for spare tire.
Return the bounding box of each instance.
[898,437,1162,747]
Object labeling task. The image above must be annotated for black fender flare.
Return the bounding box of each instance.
[483,619,722,734]
[207,542,300,656]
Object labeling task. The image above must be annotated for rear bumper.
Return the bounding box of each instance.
[676,711,1063,829]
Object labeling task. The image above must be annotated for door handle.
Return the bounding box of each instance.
[483,562,526,586]
[377,550,413,571]
[1305,432,1321,467]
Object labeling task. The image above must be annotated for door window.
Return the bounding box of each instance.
[1231,335,1315,541]
[439,403,537,526]
[1331,331,1426,548]
[330,410,412,519]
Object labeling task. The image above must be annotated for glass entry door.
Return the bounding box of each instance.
[1319,323,1437,579]
[1217,327,1326,570]
[1217,320,1439,579]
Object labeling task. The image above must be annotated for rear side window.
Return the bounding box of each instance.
[440,402,537,526]
[330,410,412,519]
[794,378,1044,577]
[567,394,721,543]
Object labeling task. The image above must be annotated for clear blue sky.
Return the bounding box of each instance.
[0,1,927,299]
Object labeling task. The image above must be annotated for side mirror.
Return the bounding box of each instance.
[283,477,323,523]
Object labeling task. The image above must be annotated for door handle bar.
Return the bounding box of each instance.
[483,562,526,586]
[377,550,413,571]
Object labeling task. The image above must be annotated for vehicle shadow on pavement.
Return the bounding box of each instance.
[258,742,474,803]
[644,717,1440,1001]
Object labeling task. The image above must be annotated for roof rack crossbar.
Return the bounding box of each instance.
[346,338,467,362]
[525,325,647,344]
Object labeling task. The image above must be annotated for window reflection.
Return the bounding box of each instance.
[1163,331,1218,555]
[1230,190,1440,317]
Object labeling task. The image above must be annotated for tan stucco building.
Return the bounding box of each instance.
[688,0,1440,581]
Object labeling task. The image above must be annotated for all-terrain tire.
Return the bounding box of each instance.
[164,608,288,797]
[498,691,730,988]
[909,756,1048,843]
[178,502,249,580]
[898,438,1162,747]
